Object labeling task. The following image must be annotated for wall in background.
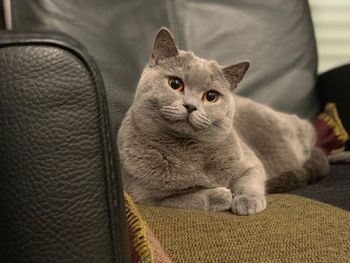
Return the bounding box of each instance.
[309,0,350,73]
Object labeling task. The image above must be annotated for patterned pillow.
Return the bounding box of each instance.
[315,102,349,155]
[125,193,172,263]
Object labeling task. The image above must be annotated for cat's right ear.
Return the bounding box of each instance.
[222,61,250,92]
[151,27,178,64]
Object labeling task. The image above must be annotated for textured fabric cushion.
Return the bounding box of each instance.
[139,194,350,262]
[10,0,318,124]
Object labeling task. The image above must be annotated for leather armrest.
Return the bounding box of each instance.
[0,31,130,263]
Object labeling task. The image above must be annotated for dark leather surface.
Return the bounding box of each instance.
[0,33,130,262]
[291,164,350,211]
[0,3,5,29]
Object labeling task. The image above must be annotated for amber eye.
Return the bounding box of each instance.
[204,90,219,102]
[168,77,184,91]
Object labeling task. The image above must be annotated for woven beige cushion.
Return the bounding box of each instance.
[139,194,350,263]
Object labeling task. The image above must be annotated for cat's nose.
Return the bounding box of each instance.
[183,104,197,114]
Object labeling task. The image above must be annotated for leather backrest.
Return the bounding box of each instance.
[8,0,170,128]
[8,0,319,127]
[0,2,5,29]
[0,33,130,263]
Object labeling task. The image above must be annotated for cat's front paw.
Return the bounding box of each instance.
[231,194,266,216]
[207,187,233,212]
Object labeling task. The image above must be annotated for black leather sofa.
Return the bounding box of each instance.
[0,32,130,262]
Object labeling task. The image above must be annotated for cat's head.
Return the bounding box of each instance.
[133,28,249,142]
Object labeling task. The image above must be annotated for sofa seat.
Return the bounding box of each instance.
[139,194,350,262]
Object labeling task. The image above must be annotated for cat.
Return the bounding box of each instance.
[117,28,329,216]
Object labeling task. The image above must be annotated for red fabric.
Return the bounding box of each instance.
[315,118,344,155]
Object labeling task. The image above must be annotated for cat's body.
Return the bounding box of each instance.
[118,28,329,215]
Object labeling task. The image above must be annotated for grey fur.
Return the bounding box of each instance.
[117,28,330,216]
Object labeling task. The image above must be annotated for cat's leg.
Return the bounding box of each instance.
[155,187,232,212]
[267,147,329,193]
[229,167,267,216]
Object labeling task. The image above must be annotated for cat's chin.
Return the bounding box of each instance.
[187,113,212,129]
[163,119,230,143]
[161,111,211,130]
[159,108,230,142]
[164,119,200,134]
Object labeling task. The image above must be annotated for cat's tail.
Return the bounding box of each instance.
[267,147,330,193]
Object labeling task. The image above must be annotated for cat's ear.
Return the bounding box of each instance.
[151,27,178,64]
[222,61,250,92]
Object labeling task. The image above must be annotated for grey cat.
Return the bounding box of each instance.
[117,28,329,215]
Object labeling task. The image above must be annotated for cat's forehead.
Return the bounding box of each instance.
[179,51,221,69]
[160,51,223,81]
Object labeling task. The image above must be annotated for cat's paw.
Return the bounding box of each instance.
[207,187,233,212]
[231,194,266,216]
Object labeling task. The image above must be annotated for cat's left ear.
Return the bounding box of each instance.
[151,27,179,64]
[222,61,250,92]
